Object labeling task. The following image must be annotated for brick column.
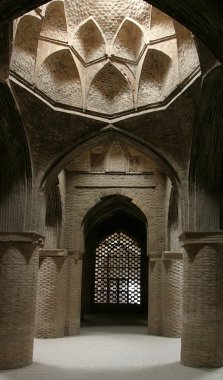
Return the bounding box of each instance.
[65,251,83,336]
[0,232,43,369]
[35,249,68,338]
[180,232,223,368]
[148,254,162,335]
[162,251,183,337]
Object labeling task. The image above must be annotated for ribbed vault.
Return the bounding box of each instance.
[1,1,223,65]
[9,1,200,117]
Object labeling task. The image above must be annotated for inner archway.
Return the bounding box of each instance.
[82,196,148,325]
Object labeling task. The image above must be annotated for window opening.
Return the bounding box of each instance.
[94,232,141,306]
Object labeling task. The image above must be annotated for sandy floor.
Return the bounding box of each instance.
[1,315,222,380]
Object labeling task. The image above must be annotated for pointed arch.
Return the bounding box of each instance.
[41,0,67,42]
[138,48,172,106]
[87,63,133,114]
[113,18,144,62]
[10,15,41,83]
[82,194,148,314]
[150,6,175,40]
[41,126,181,196]
[83,194,148,238]
[73,17,106,63]
[36,49,82,108]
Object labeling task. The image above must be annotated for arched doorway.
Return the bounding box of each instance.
[81,195,148,319]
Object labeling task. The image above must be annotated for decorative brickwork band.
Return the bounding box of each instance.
[35,249,68,338]
[65,251,83,336]
[148,253,162,335]
[0,232,44,369]
[180,232,223,368]
[162,251,183,337]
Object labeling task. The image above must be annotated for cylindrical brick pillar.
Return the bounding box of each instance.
[65,251,83,336]
[180,232,223,368]
[148,254,162,335]
[0,232,43,369]
[162,251,183,337]
[35,249,68,338]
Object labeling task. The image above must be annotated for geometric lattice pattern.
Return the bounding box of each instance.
[94,232,141,305]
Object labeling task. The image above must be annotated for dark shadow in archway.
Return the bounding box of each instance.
[81,195,148,327]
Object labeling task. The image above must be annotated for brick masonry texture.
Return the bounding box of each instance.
[65,253,83,336]
[0,240,40,369]
[64,141,167,333]
[162,254,183,337]
[1,0,223,372]
[35,252,67,338]
[148,258,162,335]
[181,243,223,367]
[10,0,199,115]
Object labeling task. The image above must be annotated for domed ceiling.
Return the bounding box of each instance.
[10,0,200,119]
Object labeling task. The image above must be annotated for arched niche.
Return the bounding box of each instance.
[150,6,175,40]
[113,18,144,62]
[10,15,41,83]
[138,48,172,106]
[73,18,106,63]
[174,21,199,82]
[40,1,67,42]
[36,49,82,108]
[87,63,133,114]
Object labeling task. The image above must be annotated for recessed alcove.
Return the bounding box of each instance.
[73,18,106,63]
[36,49,82,107]
[40,1,68,42]
[87,63,133,114]
[113,18,144,62]
[138,48,172,106]
[11,15,41,83]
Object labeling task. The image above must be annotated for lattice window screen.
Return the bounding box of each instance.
[94,232,141,305]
